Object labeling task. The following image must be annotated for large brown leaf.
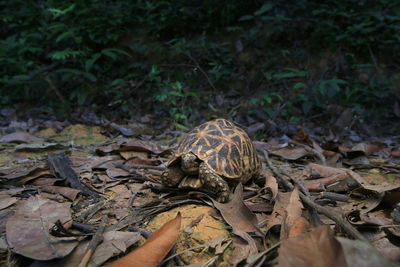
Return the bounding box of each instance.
[212,184,258,233]
[337,237,395,267]
[107,212,181,267]
[88,231,141,267]
[6,195,78,260]
[283,188,308,238]
[278,225,347,267]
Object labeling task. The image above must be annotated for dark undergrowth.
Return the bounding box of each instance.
[1,0,399,128]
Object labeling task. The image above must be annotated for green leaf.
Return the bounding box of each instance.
[55,31,73,43]
[294,82,306,89]
[254,3,273,16]
[57,68,97,82]
[85,53,101,72]
[239,15,254,21]
[302,102,313,114]
[263,95,272,103]
[110,78,125,87]
[101,48,131,60]
[101,50,117,60]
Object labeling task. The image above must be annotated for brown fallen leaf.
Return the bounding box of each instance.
[88,231,141,267]
[262,168,278,201]
[107,212,182,267]
[283,188,306,239]
[347,170,400,193]
[41,185,81,201]
[14,142,65,152]
[278,225,347,267]
[287,217,309,238]
[124,157,161,166]
[0,131,43,143]
[212,184,258,233]
[339,142,384,156]
[120,151,148,160]
[120,140,171,156]
[6,195,78,260]
[270,146,309,160]
[337,237,395,267]
[231,229,258,264]
[303,175,349,191]
[264,192,291,233]
[0,196,18,210]
[308,163,347,178]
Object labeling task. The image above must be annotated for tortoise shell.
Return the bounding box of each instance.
[169,118,261,182]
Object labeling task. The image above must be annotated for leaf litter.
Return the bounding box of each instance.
[0,120,399,266]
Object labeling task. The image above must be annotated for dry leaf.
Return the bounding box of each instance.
[278,225,347,267]
[283,188,305,239]
[287,217,309,238]
[41,185,81,201]
[265,192,291,233]
[120,140,170,156]
[263,168,278,201]
[212,184,258,233]
[337,237,395,267]
[231,229,258,264]
[6,195,78,260]
[89,231,141,267]
[347,170,400,193]
[107,212,182,267]
[0,196,18,210]
[14,142,65,152]
[308,163,347,178]
[270,146,309,160]
[0,131,43,143]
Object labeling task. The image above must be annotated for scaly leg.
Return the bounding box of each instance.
[199,162,230,202]
[161,166,184,187]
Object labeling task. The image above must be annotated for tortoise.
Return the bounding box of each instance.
[161,118,261,202]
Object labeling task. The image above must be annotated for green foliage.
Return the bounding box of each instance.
[154,73,197,129]
[0,0,399,123]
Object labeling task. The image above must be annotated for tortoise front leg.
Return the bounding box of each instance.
[199,162,230,202]
[161,166,184,187]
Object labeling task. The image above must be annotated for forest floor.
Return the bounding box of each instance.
[0,108,399,266]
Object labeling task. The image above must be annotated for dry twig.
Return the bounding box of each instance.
[78,215,108,267]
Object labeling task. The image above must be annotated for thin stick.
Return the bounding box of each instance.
[78,215,108,267]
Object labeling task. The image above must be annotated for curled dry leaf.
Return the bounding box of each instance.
[262,168,278,201]
[107,212,182,267]
[0,131,43,143]
[265,192,291,233]
[284,188,307,239]
[278,225,347,267]
[6,195,78,260]
[231,229,258,264]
